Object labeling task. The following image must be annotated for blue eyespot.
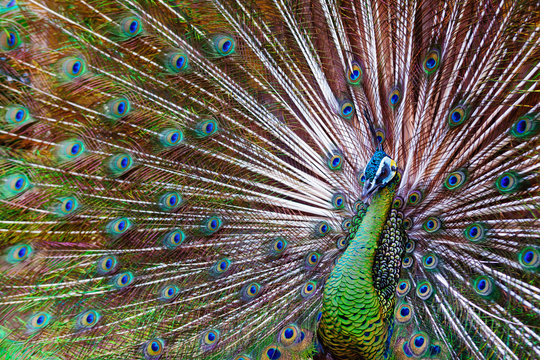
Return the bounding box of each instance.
[339,100,355,119]
[61,57,86,79]
[201,329,220,350]
[305,252,321,268]
[112,271,134,289]
[315,221,331,236]
[121,16,142,37]
[143,338,165,358]
[473,275,495,297]
[27,312,51,332]
[423,49,440,74]
[346,61,363,85]
[511,115,538,138]
[159,284,179,302]
[1,173,30,199]
[211,258,231,276]
[423,216,442,233]
[159,128,183,147]
[4,105,32,126]
[202,215,222,235]
[331,193,345,209]
[195,119,219,137]
[495,171,521,194]
[448,105,468,126]
[409,332,430,356]
[214,35,235,56]
[96,255,118,274]
[464,222,487,243]
[270,237,288,256]
[395,303,413,324]
[518,247,539,270]
[107,98,131,119]
[159,191,182,211]
[77,310,100,329]
[6,244,32,264]
[107,217,132,237]
[388,88,402,107]
[0,28,20,51]
[423,254,438,270]
[416,281,434,300]
[327,152,343,170]
[242,282,261,301]
[300,280,317,298]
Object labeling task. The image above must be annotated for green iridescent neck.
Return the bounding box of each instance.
[318,176,400,360]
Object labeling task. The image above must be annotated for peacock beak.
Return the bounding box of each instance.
[362,179,380,199]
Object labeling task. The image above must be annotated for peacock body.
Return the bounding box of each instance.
[0,0,538,359]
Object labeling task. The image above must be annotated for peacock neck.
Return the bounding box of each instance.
[318,179,398,360]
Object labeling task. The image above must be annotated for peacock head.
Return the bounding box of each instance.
[361,150,398,198]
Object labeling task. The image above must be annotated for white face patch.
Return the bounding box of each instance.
[375,156,397,186]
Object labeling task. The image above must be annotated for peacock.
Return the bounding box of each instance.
[0,0,538,359]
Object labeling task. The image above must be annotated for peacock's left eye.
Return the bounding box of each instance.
[339,100,355,119]
[121,16,142,37]
[77,310,100,329]
[0,28,20,51]
[6,244,32,263]
[214,35,235,56]
[143,338,165,358]
[305,252,321,268]
[300,280,317,298]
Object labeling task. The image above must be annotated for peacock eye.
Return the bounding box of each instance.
[300,280,317,298]
[6,244,32,263]
[121,16,142,37]
[279,324,300,347]
[143,338,165,358]
[409,332,430,357]
[0,28,21,51]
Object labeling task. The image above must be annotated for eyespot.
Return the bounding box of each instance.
[107,217,132,237]
[402,255,414,269]
[300,280,317,298]
[346,61,363,85]
[473,275,495,297]
[270,237,288,256]
[409,332,430,357]
[339,100,355,119]
[423,49,440,74]
[358,171,366,185]
[448,105,468,127]
[403,217,413,230]
[159,128,183,147]
[336,236,348,250]
[6,244,32,264]
[395,303,413,324]
[214,35,235,56]
[57,139,85,161]
[518,247,539,270]
[76,310,100,329]
[511,115,538,138]
[388,87,402,107]
[374,128,386,145]
[1,173,30,199]
[402,341,414,357]
[278,324,300,347]
[107,98,131,118]
[211,258,231,276]
[108,153,133,175]
[4,105,31,126]
[56,196,79,216]
[159,284,179,302]
[143,338,165,358]
[202,215,222,235]
[315,221,331,236]
[416,280,434,300]
[396,279,411,297]
[404,239,415,253]
[61,57,86,79]
[201,329,220,350]
[241,282,261,301]
[305,252,321,268]
[423,216,441,233]
[112,271,134,289]
[166,52,189,73]
[495,171,521,194]
[27,312,51,332]
[262,346,282,360]
[331,193,345,209]
[96,255,118,274]
[121,16,142,37]
[163,229,185,249]
[444,170,467,190]
[327,152,343,170]
[232,355,252,360]
[422,254,438,270]
[341,218,351,231]
[195,118,219,137]
[464,222,487,243]
[159,191,182,211]
[407,190,422,206]
[0,28,20,51]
